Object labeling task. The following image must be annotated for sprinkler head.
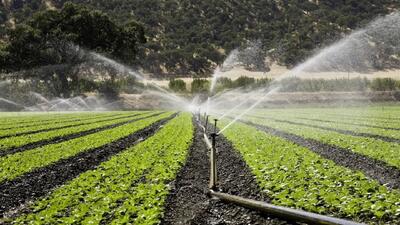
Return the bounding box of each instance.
[213,119,218,134]
[210,132,219,138]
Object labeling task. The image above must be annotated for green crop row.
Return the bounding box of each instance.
[0,112,111,126]
[248,113,400,140]
[12,113,193,225]
[0,112,152,150]
[0,112,133,137]
[250,109,400,128]
[0,112,173,183]
[217,119,400,224]
[242,115,400,169]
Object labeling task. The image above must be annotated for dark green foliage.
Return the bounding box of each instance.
[214,76,398,93]
[0,3,145,98]
[233,76,256,89]
[2,0,397,75]
[119,77,145,94]
[370,78,400,91]
[278,77,371,92]
[191,79,209,93]
[98,80,120,100]
[169,79,187,92]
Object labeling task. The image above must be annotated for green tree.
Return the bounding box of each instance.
[169,79,187,92]
[0,3,145,98]
[191,79,210,93]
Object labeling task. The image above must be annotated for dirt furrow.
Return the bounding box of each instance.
[162,117,291,225]
[239,119,400,190]
[0,112,160,157]
[0,113,178,217]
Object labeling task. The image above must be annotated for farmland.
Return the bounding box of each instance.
[0,106,400,224]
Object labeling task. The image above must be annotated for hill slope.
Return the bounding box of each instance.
[1,0,399,76]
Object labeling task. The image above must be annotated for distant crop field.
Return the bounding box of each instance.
[1,107,400,224]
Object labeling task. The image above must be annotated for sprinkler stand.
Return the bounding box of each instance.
[205,115,209,132]
[209,132,218,190]
[213,119,218,134]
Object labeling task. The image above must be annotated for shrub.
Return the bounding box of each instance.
[370,78,399,91]
[169,79,187,92]
[191,79,210,93]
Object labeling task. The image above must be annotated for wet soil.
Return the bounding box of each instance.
[239,119,400,190]
[0,113,177,217]
[161,117,294,225]
[0,112,161,157]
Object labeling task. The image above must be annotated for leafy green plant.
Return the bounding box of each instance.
[217,119,400,224]
[0,112,172,182]
[14,113,193,224]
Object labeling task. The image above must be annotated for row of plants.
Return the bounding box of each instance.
[0,112,111,126]
[251,107,400,128]
[0,112,131,137]
[0,112,173,182]
[242,115,400,169]
[217,119,400,224]
[250,112,400,140]
[0,112,150,150]
[12,113,193,224]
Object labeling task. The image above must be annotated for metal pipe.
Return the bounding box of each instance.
[203,133,212,150]
[209,191,364,225]
[209,133,218,190]
[205,115,209,132]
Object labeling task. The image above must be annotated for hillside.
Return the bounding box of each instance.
[1,0,399,76]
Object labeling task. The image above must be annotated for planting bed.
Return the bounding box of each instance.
[0,106,399,224]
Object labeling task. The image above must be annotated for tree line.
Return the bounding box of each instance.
[169,77,400,93]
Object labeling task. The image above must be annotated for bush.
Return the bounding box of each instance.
[169,79,186,92]
[370,78,399,91]
[233,76,256,88]
[98,81,120,100]
[191,79,210,93]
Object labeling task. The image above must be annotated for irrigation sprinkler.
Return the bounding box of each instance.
[209,132,218,190]
[213,119,218,134]
[197,114,364,225]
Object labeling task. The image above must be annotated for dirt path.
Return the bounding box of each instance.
[161,118,292,225]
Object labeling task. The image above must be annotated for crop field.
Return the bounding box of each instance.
[0,106,400,224]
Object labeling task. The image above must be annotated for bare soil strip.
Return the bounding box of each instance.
[0,113,140,139]
[251,115,400,144]
[0,113,124,131]
[161,118,292,225]
[0,112,160,157]
[239,119,400,190]
[296,117,400,131]
[0,113,177,217]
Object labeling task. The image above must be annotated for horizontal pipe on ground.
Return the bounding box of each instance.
[209,191,364,225]
[203,133,212,150]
